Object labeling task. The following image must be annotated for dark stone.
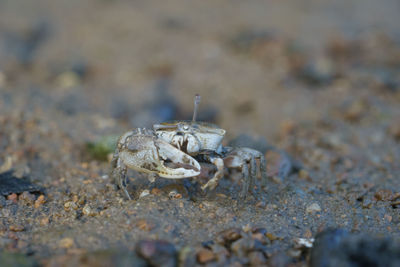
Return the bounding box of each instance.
[136,240,177,267]
[0,170,41,196]
[310,229,400,267]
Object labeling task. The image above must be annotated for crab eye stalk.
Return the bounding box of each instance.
[153,124,177,131]
[192,94,201,122]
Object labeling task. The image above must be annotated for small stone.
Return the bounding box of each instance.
[196,248,215,264]
[306,203,322,213]
[64,201,78,211]
[242,224,252,233]
[59,237,74,249]
[298,169,310,180]
[294,238,315,248]
[216,228,242,245]
[384,214,392,222]
[40,217,49,226]
[82,205,96,216]
[266,233,279,242]
[34,195,45,208]
[139,190,150,198]
[255,201,266,208]
[7,193,18,203]
[9,225,24,232]
[150,188,162,195]
[362,198,372,209]
[374,189,393,201]
[168,190,182,199]
[252,232,266,243]
[343,100,368,122]
[136,219,155,231]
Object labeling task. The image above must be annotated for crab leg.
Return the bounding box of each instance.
[239,163,250,199]
[201,156,224,191]
[111,157,130,200]
[260,155,267,188]
[249,156,257,195]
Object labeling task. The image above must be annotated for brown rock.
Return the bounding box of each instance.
[136,219,155,232]
[40,217,49,226]
[7,193,18,203]
[151,188,162,196]
[374,189,393,201]
[34,195,45,208]
[196,248,215,264]
[59,237,75,249]
[216,228,242,245]
[9,224,24,232]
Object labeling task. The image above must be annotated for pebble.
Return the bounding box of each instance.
[298,169,310,180]
[196,248,215,264]
[216,228,242,245]
[64,201,78,211]
[9,224,24,232]
[150,188,162,195]
[266,233,279,242]
[7,193,18,203]
[40,217,49,226]
[139,190,150,198]
[306,203,322,213]
[59,237,75,249]
[82,205,96,216]
[374,189,393,201]
[34,195,45,208]
[136,219,155,232]
[294,237,315,248]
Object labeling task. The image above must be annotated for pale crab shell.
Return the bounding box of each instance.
[119,135,201,178]
[154,121,226,154]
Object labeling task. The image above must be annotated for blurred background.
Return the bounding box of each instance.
[1,0,399,141]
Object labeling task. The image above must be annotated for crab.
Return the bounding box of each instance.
[111,95,267,200]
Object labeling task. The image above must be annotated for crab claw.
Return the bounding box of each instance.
[154,139,201,178]
[119,136,200,178]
